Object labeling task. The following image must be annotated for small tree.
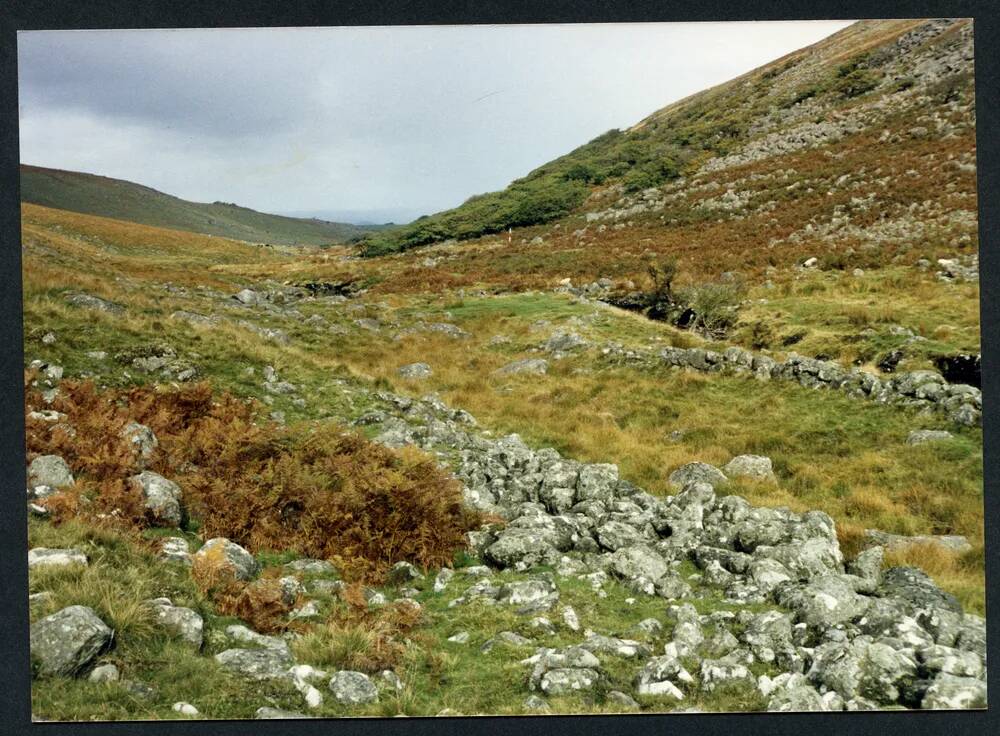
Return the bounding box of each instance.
[647,256,679,305]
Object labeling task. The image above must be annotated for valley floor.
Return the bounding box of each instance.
[22,203,985,719]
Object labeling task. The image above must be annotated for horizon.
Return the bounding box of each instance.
[18,21,853,225]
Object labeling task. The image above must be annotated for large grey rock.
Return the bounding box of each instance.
[386,561,424,585]
[224,624,290,653]
[193,538,259,581]
[807,637,917,704]
[595,520,646,551]
[919,645,984,679]
[579,634,649,658]
[635,653,693,696]
[575,463,619,502]
[539,668,600,694]
[30,605,113,677]
[486,529,560,568]
[65,292,125,315]
[497,577,558,608]
[877,566,962,614]
[763,673,837,712]
[742,611,795,664]
[774,575,870,629]
[668,462,727,489]
[723,455,776,481]
[921,674,987,709]
[27,455,74,489]
[159,537,192,566]
[28,547,87,569]
[608,545,669,595]
[700,655,756,693]
[214,648,293,680]
[329,670,378,705]
[543,332,588,353]
[130,471,183,527]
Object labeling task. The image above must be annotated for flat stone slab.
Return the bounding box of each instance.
[864,529,971,554]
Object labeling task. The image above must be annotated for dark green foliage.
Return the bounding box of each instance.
[833,54,881,98]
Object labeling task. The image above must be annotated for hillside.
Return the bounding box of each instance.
[20,165,384,246]
[24,18,985,720]
[360,18,975,257]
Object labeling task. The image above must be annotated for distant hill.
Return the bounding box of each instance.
[19,165,385,246]
[359,18,971,256]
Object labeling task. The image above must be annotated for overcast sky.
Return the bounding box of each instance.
[18,21,852,224]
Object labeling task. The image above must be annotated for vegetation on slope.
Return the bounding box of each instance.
[20,165,385,246]
[357,19,934,257]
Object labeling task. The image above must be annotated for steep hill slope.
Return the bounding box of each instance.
[359,18,974,256]
[20,165,384,246]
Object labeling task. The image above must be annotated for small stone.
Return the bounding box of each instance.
[523,694,550,710]
[30,606,113,677]
[907,429,954,445]
[28,548,87,569]
[88,663,120,683]
[172,702,199,716]
[562,606,581,632]
[255,707,311,719]
[433,568,455,593]
[398,363,433,379]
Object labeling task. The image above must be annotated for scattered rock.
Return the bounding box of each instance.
[30,606,113,677]
[88,663,120,683]
[398,363,433,379]
[192,538,259,581]
[28,547,87,569]
[496,358,549,376]
[668,462,727,489]
[329,670,379,705]
[27,455,74,489]
[906,429,953,445]
[722,455,776,481]
[130,471,183,527]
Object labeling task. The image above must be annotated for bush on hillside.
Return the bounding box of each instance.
[25,374,477,583]
[677,278,747,337]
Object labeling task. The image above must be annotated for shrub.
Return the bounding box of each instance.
[25,375,478,584]
[677,279,747,336]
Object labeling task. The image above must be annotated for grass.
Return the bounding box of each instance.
[22,213,985,612]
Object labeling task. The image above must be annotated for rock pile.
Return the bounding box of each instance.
[356,390,986,711]
[601,343,981,427]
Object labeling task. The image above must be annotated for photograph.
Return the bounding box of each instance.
[18,16,986,721]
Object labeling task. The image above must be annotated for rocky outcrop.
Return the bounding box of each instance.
[355,388,986,711]
[602,343,981,427]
